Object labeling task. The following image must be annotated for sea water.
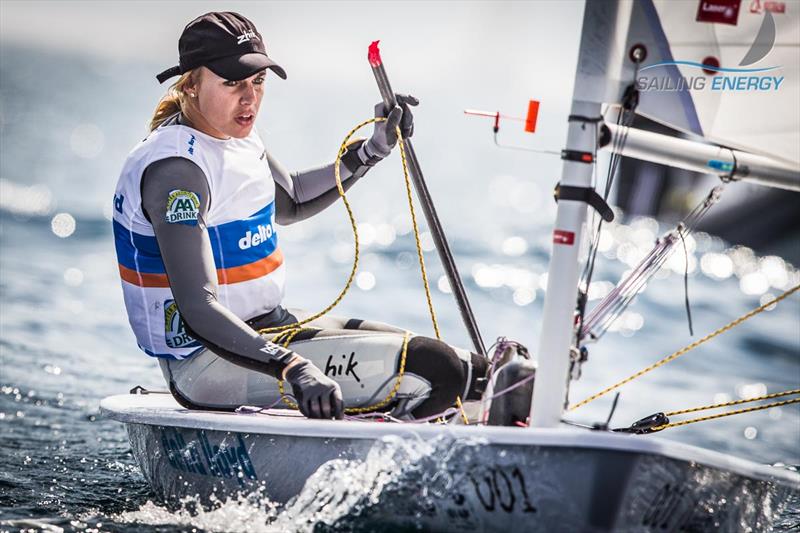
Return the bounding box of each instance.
[1,43,798,532]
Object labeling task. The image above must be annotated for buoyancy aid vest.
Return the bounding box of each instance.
[112,115,284,359]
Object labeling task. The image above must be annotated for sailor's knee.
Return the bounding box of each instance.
[405,336,464,379]
[403,336,466,417]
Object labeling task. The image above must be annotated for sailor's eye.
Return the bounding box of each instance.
[254,77,266,85]
[224,80,238,87]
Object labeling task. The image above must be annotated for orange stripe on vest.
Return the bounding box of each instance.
[216,248,284,285]
[118,248,283,287]
[118,265,170,288]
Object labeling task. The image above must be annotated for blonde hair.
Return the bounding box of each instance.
[148,71,195,131]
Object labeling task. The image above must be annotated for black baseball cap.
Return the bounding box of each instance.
[156,12,287,84]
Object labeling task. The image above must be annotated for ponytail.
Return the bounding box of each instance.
[149,71,194,132]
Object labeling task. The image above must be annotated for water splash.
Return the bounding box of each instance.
[73,436,480,532]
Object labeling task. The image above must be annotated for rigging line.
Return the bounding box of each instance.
[579,131,616,326]
[665,389,800,417]
[492,131,561,155]
[581,235,676,339]
[652,397,800,431]
[584,235,690,340]
[612,391,800,433]
[569,284,800,411]
[604,87,638,200]
[681,186,724,232]
[678,225,694,336]
[577,64,640,337]
[578,93,638,336]
[577,123,601,332]
[579,184,725,341]
[584,235,682,340]
[580,104,623,285]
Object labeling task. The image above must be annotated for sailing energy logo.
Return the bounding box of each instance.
[637,9,784,92]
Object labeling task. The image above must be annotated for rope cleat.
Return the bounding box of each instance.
[615,412,670,434]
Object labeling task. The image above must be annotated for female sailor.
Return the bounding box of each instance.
[113,11,488,421]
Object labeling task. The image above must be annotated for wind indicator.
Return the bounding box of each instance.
[464,100,558,155]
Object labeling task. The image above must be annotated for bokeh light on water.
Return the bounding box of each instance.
[50,213,76,238]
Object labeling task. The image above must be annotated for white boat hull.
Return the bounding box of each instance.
[101,394,799,531]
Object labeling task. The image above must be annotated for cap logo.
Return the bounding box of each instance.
[237,30,258,45]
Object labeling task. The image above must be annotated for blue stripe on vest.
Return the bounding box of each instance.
[208,202,278,269]
[113,220,166,273]
[113,202,278,274]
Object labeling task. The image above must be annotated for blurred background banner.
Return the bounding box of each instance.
[0,1,798,529]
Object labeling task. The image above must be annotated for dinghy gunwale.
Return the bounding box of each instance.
[101,393,799,488]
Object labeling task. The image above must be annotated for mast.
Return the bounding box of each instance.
[530,0,635,428]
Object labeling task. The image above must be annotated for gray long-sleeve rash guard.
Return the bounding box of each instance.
[140,140,366,379]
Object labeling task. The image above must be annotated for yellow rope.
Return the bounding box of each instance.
[256,118,374,336]
[397,135,441,339]
[455,396,469,425]
[257,118,440,339]
[665,389,800,417]
[263,117,443,416]
[653,397,800,431]
[346,331,411,414]
[569,284,800,412]
[277,328,411,414]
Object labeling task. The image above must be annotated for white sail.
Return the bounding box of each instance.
[629,0,800,166]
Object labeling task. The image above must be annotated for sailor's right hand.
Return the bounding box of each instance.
[364,94,418,159]
[284,358,344,420]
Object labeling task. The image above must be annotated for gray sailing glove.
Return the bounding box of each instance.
[396,93,418,140]
[285,359,344,420]
[362,93,419,161]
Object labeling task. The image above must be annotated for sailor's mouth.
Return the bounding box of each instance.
[235,114,254,126]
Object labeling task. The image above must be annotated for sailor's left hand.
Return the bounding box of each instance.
[285,359,344,420]
[365,93,419,159]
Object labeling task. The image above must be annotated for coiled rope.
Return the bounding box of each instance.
[260,117,444,415]
[257,117,440,338]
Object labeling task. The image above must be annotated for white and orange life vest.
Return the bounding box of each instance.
[112,117,284,359]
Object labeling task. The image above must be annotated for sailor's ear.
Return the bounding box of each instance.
[180,68,202,98]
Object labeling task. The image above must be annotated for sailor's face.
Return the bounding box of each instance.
[190,67,265,139]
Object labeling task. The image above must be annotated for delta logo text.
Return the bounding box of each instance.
[165,189,200,225]
[238,216,276,250]
[637,6,784,93]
